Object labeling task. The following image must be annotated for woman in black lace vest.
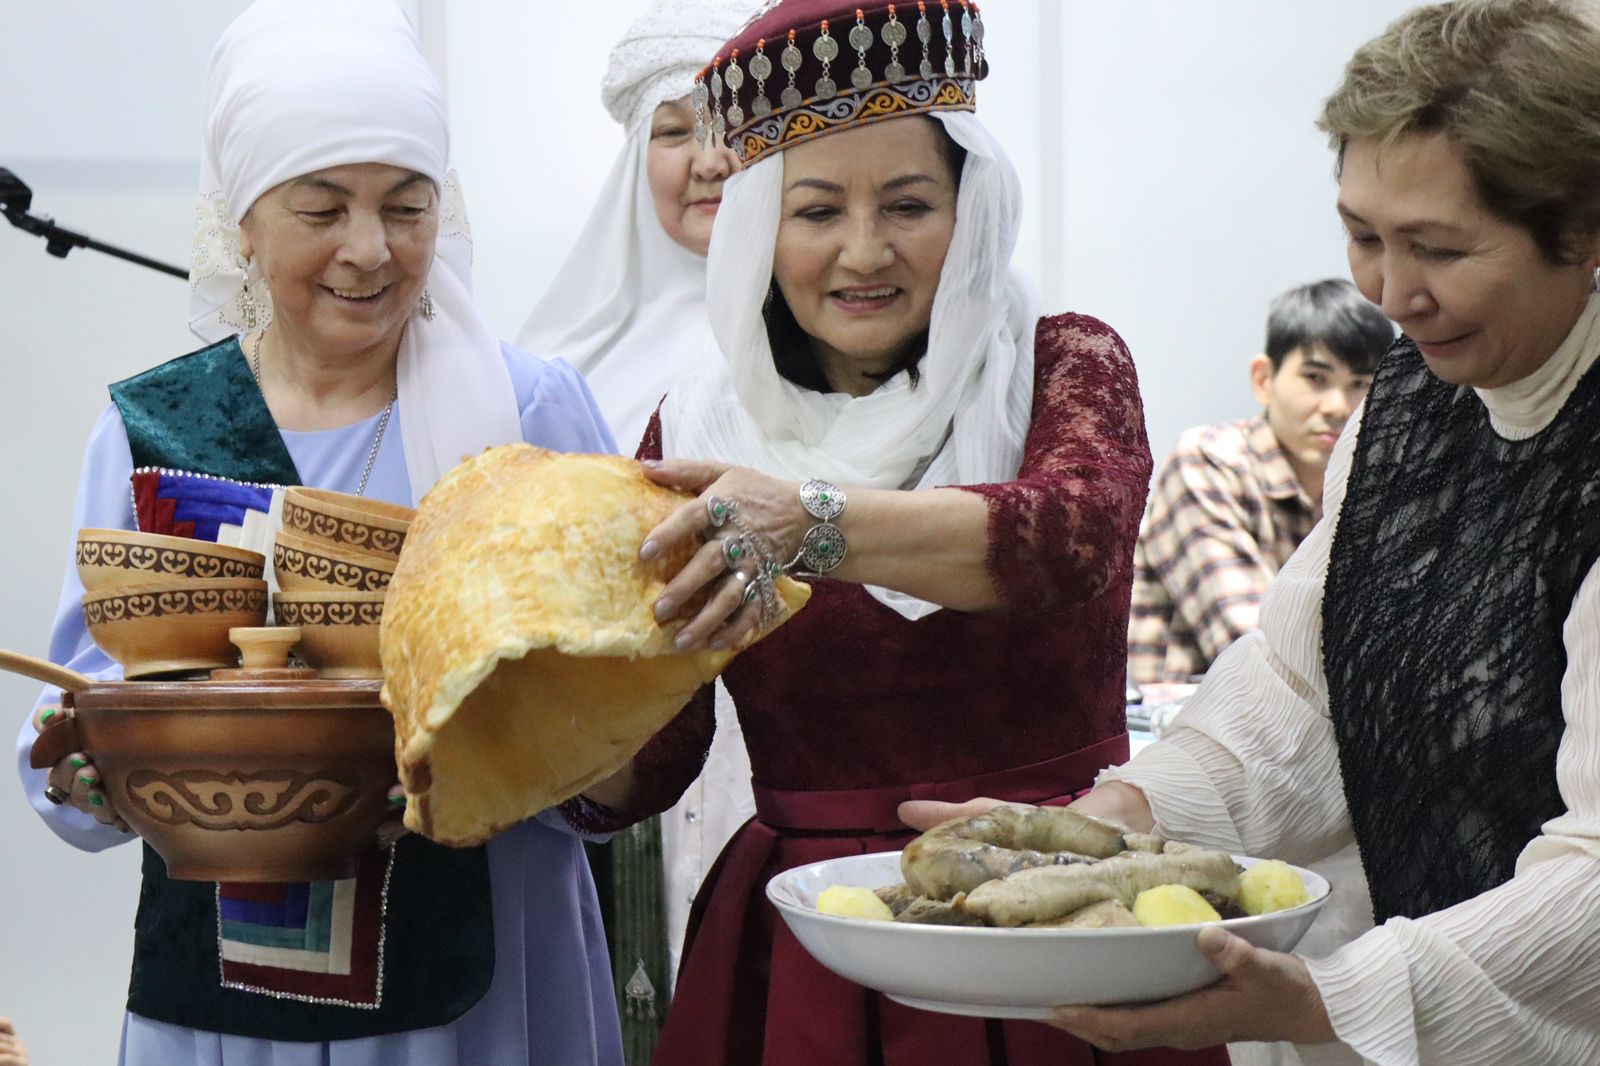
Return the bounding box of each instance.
[908,1,1600,1062]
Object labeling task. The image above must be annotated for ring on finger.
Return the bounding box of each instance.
[721,535,753,570]
[706,495,737,529]
[43,784,69,806]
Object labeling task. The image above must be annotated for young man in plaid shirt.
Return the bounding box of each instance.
[1128,279,1393,684]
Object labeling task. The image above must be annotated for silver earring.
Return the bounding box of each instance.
[236,254,260,330]
[418,288,437,322]
[240,277,260,330]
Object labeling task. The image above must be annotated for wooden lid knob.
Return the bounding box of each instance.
[230,626,302,670]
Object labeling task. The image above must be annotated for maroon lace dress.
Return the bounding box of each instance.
[638,314,1227,1066]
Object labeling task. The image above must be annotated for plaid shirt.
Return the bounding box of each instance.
[1128,415,1319,684]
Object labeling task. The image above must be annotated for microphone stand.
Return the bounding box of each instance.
[1,167,188,280]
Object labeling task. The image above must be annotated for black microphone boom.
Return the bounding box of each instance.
[1,167,188,280]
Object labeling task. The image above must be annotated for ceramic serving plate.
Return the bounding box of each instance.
[767,849,1329,1019]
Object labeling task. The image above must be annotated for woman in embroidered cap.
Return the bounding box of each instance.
[14,1,710,1063]
[517,3,761,1045]
[632,2,1222,1063]
[913,1,1600,1063]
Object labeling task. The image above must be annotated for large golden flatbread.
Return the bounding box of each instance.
[380,446,810,846]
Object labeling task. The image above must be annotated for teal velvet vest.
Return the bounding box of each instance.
[108,338,495,1042]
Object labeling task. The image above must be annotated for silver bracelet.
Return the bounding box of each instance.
[785,479,848,577]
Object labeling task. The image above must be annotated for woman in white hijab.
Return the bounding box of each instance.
[16,2,713,1063]
[635,2,1224,1064]
[519,0,759,1025]
[519,0,751,451]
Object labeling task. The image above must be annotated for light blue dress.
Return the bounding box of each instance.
[14,346,626,1066]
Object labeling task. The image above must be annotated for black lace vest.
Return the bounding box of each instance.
[1324,337,1600,922]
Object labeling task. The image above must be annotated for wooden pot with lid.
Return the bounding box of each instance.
[7,628,395,883]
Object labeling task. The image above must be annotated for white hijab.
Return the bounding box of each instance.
[187,0,522,504]
[661,110,1040,619]
[516,0,757,452]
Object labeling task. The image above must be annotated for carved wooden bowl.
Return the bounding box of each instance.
[280,487,412,562]
[82,578,269,678]
[273,591,385,678]
[30,678,394,882]
[274,530,395,593]
[77,528,266,592]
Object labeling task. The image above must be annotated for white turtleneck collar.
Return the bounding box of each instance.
[1474,292,1600,440]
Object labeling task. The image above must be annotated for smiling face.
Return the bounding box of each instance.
[239,162,438,360]
[771,117,960,395]
[647,96,739,257]
[1338,133,1599,390]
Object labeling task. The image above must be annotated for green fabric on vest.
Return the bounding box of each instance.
[112,337,299,483]
[109,339,495,1041]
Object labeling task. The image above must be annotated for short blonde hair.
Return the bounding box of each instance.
[1319,0,1600,263]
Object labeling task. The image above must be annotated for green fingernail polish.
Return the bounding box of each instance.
[81,774,99,787]
[70,757,87,769]
[89,793,105,808]
[388,794,408,807]
[40,709,57,724]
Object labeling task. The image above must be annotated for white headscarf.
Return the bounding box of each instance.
[516,0,757,452]
[661,110,1040,619]
[187,0,522,503]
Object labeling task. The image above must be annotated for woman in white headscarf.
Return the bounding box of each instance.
[15,2,712,1063]
[635,3,1221,1064]
[519,0,750,451]
[519,0,759,1028]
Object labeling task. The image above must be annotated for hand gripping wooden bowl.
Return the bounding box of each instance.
[7,638,395,883]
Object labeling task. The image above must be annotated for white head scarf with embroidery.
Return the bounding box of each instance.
[660,110,1039,619]
[516,0,757,452]
[188,0,521,503]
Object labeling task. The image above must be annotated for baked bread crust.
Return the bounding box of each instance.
[380,445,809,845]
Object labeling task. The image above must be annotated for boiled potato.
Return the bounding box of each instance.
[1238,860,1311,915]
[1132,884,1222,927]
[817,885,894,921]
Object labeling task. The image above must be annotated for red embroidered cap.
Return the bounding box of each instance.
[694,0,986,165]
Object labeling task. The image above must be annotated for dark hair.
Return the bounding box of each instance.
[1264,278,1393,374]
[766,118,968,393]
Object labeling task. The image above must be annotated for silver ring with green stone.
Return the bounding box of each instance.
[706,495,737,529]
[721,535,753,570]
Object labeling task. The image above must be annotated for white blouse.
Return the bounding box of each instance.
[1104,295,1600,1065]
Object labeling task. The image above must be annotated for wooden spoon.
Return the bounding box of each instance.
[0,649,91,695]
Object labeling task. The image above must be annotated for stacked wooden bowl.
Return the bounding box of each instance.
[76,529,268,678]
[272,488,414,678]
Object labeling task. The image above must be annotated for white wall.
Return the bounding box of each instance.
[0,2,1412,1062]
[1051,1,1415,462]
[428,0,656,336]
